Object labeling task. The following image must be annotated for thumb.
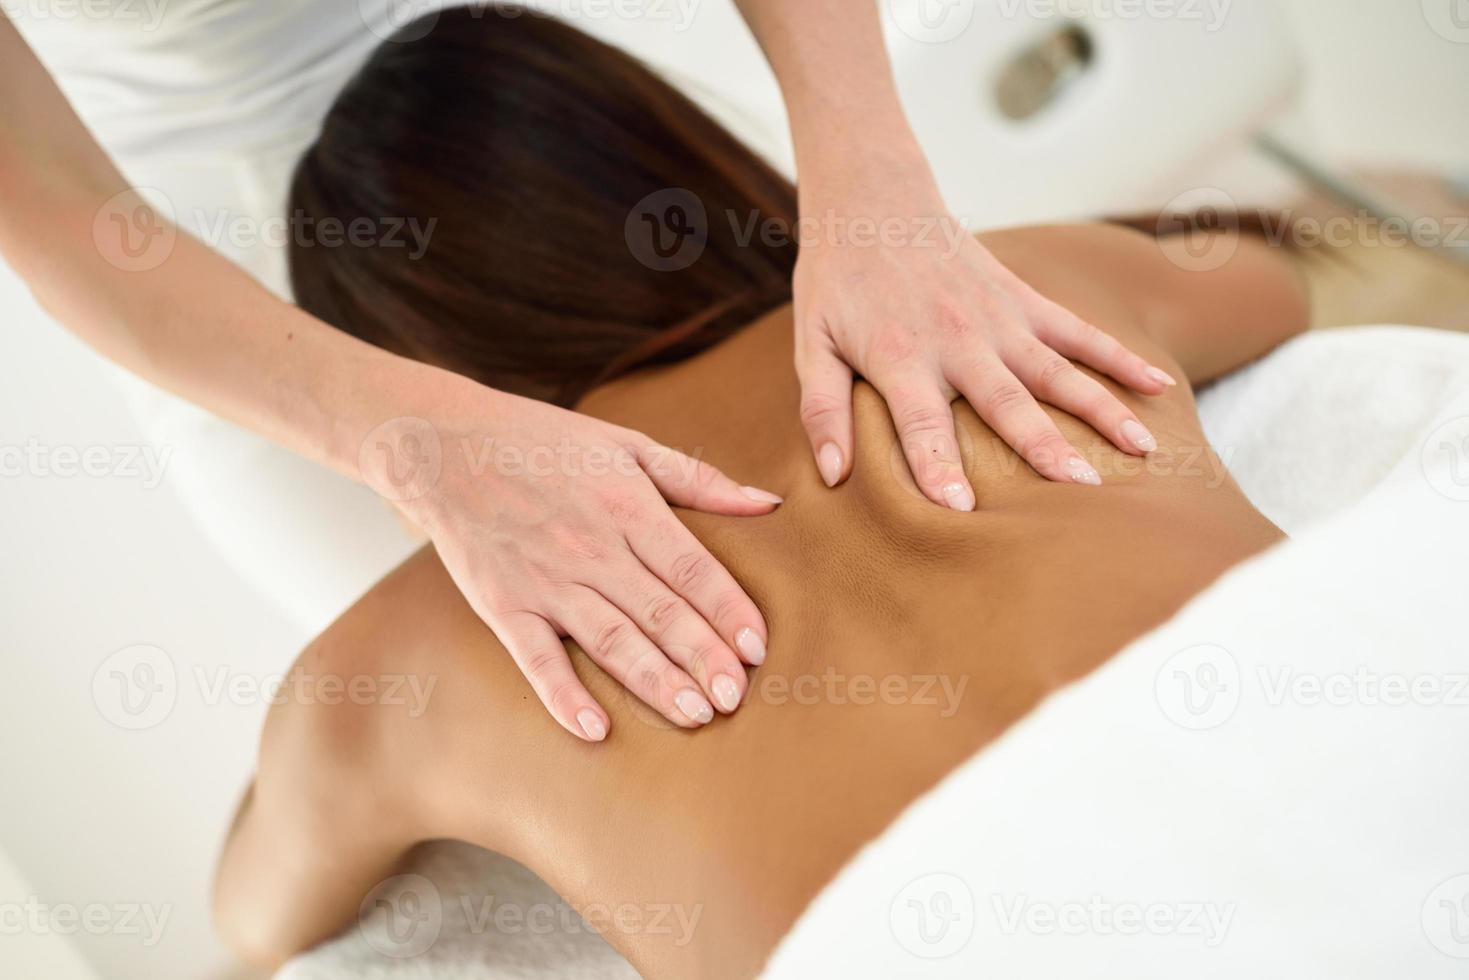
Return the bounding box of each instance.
[633,440,783,516]
[795,331,855,488]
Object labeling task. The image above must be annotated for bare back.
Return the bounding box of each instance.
[216,224,1308,979]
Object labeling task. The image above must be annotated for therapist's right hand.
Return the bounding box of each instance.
[360,377,778,742]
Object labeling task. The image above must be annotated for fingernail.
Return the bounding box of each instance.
[1067,456,1103,486]
[675,688,714,725]
[1146,367,1179,388]
[577,709,607,742]
[941,482,976,513]
[817,443,844,488]
[740,486,783,505]
[736,626,767,665]
[1121,419,1158,453]
[712,674,742,713]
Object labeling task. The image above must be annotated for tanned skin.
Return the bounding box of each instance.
[214,224,1309,979]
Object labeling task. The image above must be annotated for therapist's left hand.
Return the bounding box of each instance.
[791,182,1177,509]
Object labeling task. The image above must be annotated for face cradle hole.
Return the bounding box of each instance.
[994,23,1095,122]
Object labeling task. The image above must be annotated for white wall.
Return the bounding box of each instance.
[1273,0,1469,170]
[0,270,301,979]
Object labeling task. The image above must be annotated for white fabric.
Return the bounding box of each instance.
[277,325,1469,978]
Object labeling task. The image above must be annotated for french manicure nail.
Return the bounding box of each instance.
[675,688,714,725]
[1067,456,1103,486]
[942,482,976,513]
[712,675,742,713]
[1121,419,1158,453]
[1146,367,1179,388]
[577,709,607,741]
[740,486,784,505]
[736,627,767,666]
[818,443,844,487]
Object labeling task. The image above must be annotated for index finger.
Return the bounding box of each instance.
[625,516,769,669]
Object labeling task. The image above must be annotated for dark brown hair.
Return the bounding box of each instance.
[288,4,798,407]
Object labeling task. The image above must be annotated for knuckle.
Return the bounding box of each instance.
[545,680,583,719]
[1035,354,1075,390]
[550,527,605,564]
[981,382,1030,416]
[642,594,684,633]
[682,644,714,679]
[872,327,917,363]
[590,618,633,660]
[1082,387,1122,421]
[667,551,711,593]
[521,647,566,682]
[709,592,746,631]
[799,393,845,430]
[636,662,675,705]
[690,461,721,492]
[933,302,972,339]
[893,401,951,441]
[598,491,646,528]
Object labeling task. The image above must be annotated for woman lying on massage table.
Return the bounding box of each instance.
[212,9,1309,979]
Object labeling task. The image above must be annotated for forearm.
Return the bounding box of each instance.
[0,11,468,488]
[733,0,938,203]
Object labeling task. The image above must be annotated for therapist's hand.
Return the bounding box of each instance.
[792,183,1177,508]
[365,376,777,742]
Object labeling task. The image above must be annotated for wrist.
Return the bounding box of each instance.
[336,352,506,527]
[795,149,946,228]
